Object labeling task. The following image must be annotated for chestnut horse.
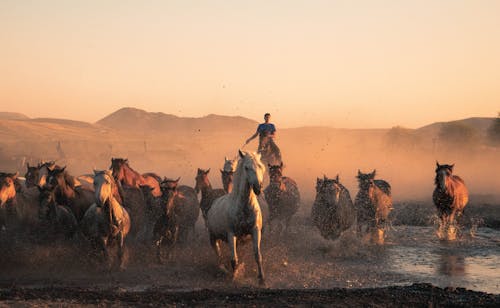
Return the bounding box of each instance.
[264,162,300,235]
[195,168,225,227]
[433,162,469,240]
[311,175,355,240]
[110,158,162,197]
[46,166,95,222]
[0,172,19,231]
[354,170,392,244]
[207,150,266,285]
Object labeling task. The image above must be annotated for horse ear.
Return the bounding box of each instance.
[27,162,30,168]
[280,161,283,168]
[220,169,224,174]
[450,164,454,171]
[93,169,99,175]
[175,177,181,183]
[12,172,19,179]
[336,174,339,182]
[61,166,66,172]
[125,158,128,163]
[239,150,245,158]
[225,156,229,162]
[323,174,327,180]
[357,170,361,176]
[206,168,210,174]
[371,169,376,178]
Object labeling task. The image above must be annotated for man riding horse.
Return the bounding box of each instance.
[245,113,282,164]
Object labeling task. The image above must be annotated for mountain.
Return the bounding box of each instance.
[0,112,30,120]
[96,107,258,134]
[415,117,494,137]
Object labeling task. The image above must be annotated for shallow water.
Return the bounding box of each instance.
[1,222,499,294]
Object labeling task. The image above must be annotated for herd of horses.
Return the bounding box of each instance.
[0,149,469,285]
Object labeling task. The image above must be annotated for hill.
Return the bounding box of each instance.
[0,112,30,120]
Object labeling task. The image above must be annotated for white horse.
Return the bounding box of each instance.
[80,170,131,270]
[207,150,266,285]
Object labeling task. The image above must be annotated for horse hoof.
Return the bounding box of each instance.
[232,263,245,280]
[258,277,266,287]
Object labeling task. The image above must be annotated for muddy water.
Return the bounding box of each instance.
[0,218,499,294]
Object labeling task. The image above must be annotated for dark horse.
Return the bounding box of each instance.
[433,162,468,240]
[80,170,131,270]
[46,166,94,222]
[264,162,300,235]
[195,168,225,227]
[37,186,78,239]
[354,170,392,244]
[110,158,162,197]
[311,175,355,240]
[154,178,199,262]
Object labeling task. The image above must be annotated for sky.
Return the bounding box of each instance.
[0,0,499,128]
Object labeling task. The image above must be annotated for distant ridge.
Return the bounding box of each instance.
[96,107,258,133]
[0,112,30,120]
[415,117,494,136]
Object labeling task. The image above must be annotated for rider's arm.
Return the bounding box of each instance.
[246,131,259,144]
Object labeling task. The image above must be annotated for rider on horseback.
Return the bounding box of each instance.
[245,113,282,163]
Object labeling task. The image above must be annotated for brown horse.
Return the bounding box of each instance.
[0,172,18,231]
[80,170,131,270]
[264,162,300,235]
[433,162,469,240]
[311,175,355,240]
[220,157,237,193]
[37,186,78,239]
[110,158,162,197]
[154,178,199,262]
[258,136,282,166]
[46,166,95,222]
[195,168,225,226]
[354,170,392,244]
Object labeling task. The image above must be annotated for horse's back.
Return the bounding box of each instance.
[374,180,391,196]
[176,185,200,225]
[142,173,162,197]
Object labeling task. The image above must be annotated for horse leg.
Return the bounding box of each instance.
[252,227,265,286]
[447,210,457,241]
[227,232,241,280]
[210,235,228,274]
[98,237,111,270]
[436,214,446,240]
[155,235,164,264]
[117,231,125,270]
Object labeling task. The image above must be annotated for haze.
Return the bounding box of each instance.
[1,1,499,128]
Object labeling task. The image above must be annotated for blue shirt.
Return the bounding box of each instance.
[257,123,276,137]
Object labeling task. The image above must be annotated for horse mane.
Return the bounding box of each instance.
[143,172,162,184]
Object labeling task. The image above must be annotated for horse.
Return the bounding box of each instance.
[24,161,58,188]
[153,178,200,263]
[221,157,237,193]
[0,172,19,231]
[258,136,282,166]
[37,186,77,239]
[46,166,95,222]
[354,170,392,244]
[110,158,162,197]
[264,162,300,236]
[433,162,469,240]
[195,168,225,226]
[80,170,131,270]
[207,150,266,285]
[311,175,355,240]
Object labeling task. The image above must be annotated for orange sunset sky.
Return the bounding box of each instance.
[1,0,499,128]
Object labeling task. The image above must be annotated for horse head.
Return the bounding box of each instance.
[238,150,265,195]
[0,172,18,208]
[37,186,56,221]
[435,161,454,191]
[268,162,284,188]
[24,162,40,188]
[357,169,376,191]
[46,166,70,189]
[110,158,128,182]
[317,175,342,204]
[160,177,180,217]
[195,168,210,194]
[93,170,115,207]
[36,161,57,188]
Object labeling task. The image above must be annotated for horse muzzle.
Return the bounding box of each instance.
[252,184,262,195]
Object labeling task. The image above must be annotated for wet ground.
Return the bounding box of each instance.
[0,205,499,306]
